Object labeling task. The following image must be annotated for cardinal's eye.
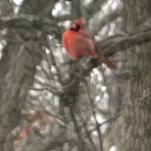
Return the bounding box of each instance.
[76,24,80,29]
[70,23,81,31]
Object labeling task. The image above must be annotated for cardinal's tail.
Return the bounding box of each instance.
[99,56,116,69]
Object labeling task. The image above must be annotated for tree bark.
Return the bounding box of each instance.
[0,38,42,151]
[113,0,151,151]
[0,0,57,150]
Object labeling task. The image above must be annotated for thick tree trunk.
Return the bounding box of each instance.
[0,0,57,150]
[115,43,151,151]
[0,39,42,150]
[113,0,151,151]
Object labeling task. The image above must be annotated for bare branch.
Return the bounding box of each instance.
[101,30,151,56]
[85,82,104,151]
[99,17,151,56]
[0,14,60,35]
[71,0,82,18]
[54,0,81,21]
[132,17,151,33]
[53,14,77,22]
[92,8,122,35]
[84,0,106,20]
[0,0,13,16]
[78,113,97,151]
[21,0,57,16]
[69,107,84,151]
[89,114,119,134]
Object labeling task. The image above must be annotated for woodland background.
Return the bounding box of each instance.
[0,0,151,151]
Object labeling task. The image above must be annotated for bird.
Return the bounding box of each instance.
[62,18,116,69]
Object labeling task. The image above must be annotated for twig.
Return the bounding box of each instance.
[85,83,104,151]
[69,107,84,151]
[78,113,97,151]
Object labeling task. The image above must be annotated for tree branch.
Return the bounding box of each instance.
[0,14,60,35]
[101,30,151,56]
[69,107,84,151]
[92,8,122,35]
[100,17,151,56]
[0,15,151,57]
[54,0,82,21]
[84,0,106,20]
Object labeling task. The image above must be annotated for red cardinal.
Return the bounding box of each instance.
[62,18,116,69]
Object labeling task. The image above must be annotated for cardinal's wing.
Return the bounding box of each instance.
[73,34,99,58]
